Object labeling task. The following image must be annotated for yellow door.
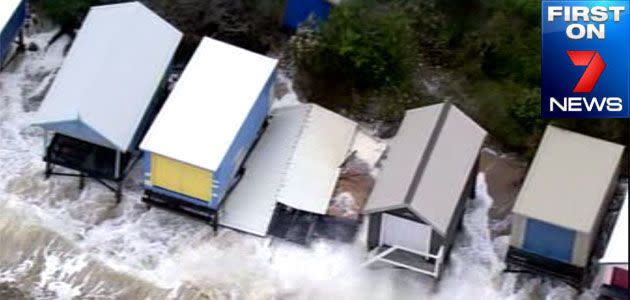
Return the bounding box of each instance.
[151,153,212,201]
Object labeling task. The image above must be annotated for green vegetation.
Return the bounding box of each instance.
[41,0,94,28]
[38,0,626,167]
[291,0,627,163]
[294,1,416,89]
[244,0,285,21]
[291,1,419,112]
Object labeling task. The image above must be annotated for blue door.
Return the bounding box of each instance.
[522,219,575,263]
[283,0,331,29]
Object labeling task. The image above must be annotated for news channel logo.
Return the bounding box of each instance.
[542,0,630,118]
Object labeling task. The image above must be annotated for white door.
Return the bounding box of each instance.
[381,213,432,254]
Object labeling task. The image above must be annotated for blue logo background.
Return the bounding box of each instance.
[542,0,630,118]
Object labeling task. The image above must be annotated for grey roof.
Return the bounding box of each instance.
[33,2,182,151]
[512,126,624,234]
[364,103,487,236]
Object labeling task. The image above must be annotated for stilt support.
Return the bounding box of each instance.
[115,181,123,204]
[142,190,220,232]
[44,162,52,179]
[79,172,85,190]
[17,30,25,51]
[212,213,219,234]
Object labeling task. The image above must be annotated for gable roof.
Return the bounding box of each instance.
[140,37,278,171]
[512,126,624,234]
[601,193,628,264]
[364,103,487,236]
[220,104,357,235]
[33,2,182,151]
[0,0,22,32]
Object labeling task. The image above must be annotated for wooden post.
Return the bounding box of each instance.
[43,131,51,180]
[44,162,51,179]
[114,151,121,179]
[79,172,85,190]
[115,181,122,204]
[17,30,25,51]
[212,213,219,234]
[114,151,122,204]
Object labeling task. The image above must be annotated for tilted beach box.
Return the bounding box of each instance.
[363,102,487,278]
[0,0,26,65]
[597,193,628,299]
[140,37,278,229]
[220,103,358,237]
[507,126,625,287]
[283,0,339,29]
[32,2,182,201]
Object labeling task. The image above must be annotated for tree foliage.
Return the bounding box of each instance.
[291,0,627,163]
[41,0,94,28]
[292,0,418,90]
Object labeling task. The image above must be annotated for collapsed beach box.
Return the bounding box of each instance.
[220,103,358,237]
[508,126,624,287]
[363,102,487,278]
[597,192,628,299]
[140,37,278,226]
[32,2,182,200]
[0,0,26,64]
[283,0,338,29]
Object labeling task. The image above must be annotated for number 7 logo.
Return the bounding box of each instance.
[567,51,606,93]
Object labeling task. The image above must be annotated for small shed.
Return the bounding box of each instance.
[220,103,357,237]
[363,102,487,278]
[32,2,182,201]
[507,126,624,287]
[0,0,26,67]
[282,0,339,29]
[597,192,627,299]
[139,37,278,230]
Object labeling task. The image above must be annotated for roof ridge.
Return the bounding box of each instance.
[402,102,451,234]
[76,5,138,151]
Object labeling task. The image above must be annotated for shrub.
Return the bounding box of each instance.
[508,87,545,133]
[290,0,627,171]
[291,0,418,90]
[42,0,94,28]
[243,0,285,20]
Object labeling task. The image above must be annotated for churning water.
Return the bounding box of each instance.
[0,30,595,300]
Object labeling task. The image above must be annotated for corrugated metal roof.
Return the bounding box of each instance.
[33,2,182,151]
[601,193,628,264]
[220,104,357,235]
[512,126,624,234]
[140,37,278,171]
[0,0,22,31]
[364,103,487,236]
[277,104,358,214]
[220,105,309,236]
